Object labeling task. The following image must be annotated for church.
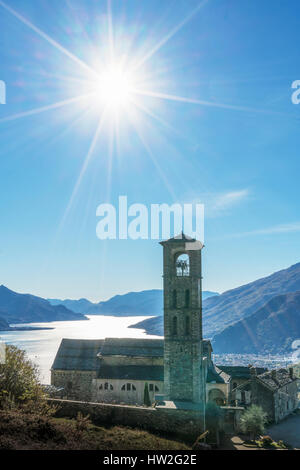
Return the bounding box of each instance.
[52,234,231,407]
[51,234,298,422]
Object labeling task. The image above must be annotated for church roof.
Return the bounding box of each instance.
[207,365,231,384]
[217,365,267,379]
[51,338,104,371]
[98,338,164,357]
[98,365,164,381]
[163,233,196,242]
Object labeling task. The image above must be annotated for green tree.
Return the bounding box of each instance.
[0,344,46,412]
[143,383,151,407]
[240,405,268,440]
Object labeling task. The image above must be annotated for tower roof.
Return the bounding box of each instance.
[160,232,204,249]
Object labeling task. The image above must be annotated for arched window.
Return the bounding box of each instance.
[241,391,246,404]
[121,383,136,391]
[172,289,177,308]
[175,254,190,276]
[185,289,190,307]
[185,316,190,335]
[173,316,178,335]
[155,385,159,392]
[103,382,113,391]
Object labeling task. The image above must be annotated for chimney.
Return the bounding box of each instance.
[289,367,294,379]
[250,366,257,377]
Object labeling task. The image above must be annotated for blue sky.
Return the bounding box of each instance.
[0,0,300,301]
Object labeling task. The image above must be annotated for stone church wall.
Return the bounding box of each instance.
[92,378,163,405]
[51,370,96,402]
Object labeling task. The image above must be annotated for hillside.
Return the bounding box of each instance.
[212,290,300,354]
[129,315,163,335]
[130,262,300,338]
[0,314,10,330]
[0,285,87,324]
[0,410,190,450]
[203,262,300,336]
[48,290,218,317]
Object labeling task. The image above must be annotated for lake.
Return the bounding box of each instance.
[0,315,294,384]
[0,315,160,383]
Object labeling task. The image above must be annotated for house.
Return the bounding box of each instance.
[232,367,299,422]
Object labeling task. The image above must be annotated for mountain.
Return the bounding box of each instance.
[212,291,300,354]
[0,314,10,330]
[128,315,163,336]
[130,262,300,339]
[48,298,94,314]
[48,290,219,317]
[0,285,87,324]
[203,262,300,337]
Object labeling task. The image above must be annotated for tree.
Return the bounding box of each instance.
[143,383,151,407]
[0,344,46,411]
[239,405,268,440]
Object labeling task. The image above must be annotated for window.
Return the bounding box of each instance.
[175,254,190,276]
[173,316,178,335]
[121,383,136,391]
[241,391,246,404]
[185,289,190,307]
[185,315,190,335]
[101,382,113,391]
[149,384,154,392]
[232,382,237,390]
[155,386,159,392]
[172,289,177,308]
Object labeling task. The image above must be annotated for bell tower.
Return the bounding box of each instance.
[160,233,206,404]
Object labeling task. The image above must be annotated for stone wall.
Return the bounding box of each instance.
[47,398,205,442]
[51,370,96,401]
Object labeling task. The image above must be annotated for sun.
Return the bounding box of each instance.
[93,63,136,110]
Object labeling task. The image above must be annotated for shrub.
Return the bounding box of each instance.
[206,402,223,432]
[240,405,268,440]
[143,383,151,407]
[0,344,52,414]
[75,412,91,436]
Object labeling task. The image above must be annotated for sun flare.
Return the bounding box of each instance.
[93,63,135,110]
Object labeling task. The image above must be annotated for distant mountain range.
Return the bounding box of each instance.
[48,290,219,316]
[130,262,300,354]
[2,261,300,355]
[212,290,300,354]
[0,285,87,328]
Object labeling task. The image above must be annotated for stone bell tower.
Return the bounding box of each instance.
[160,233,206,404]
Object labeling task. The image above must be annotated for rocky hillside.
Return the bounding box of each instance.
[212,290,300,354]
[203,262,300,336]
